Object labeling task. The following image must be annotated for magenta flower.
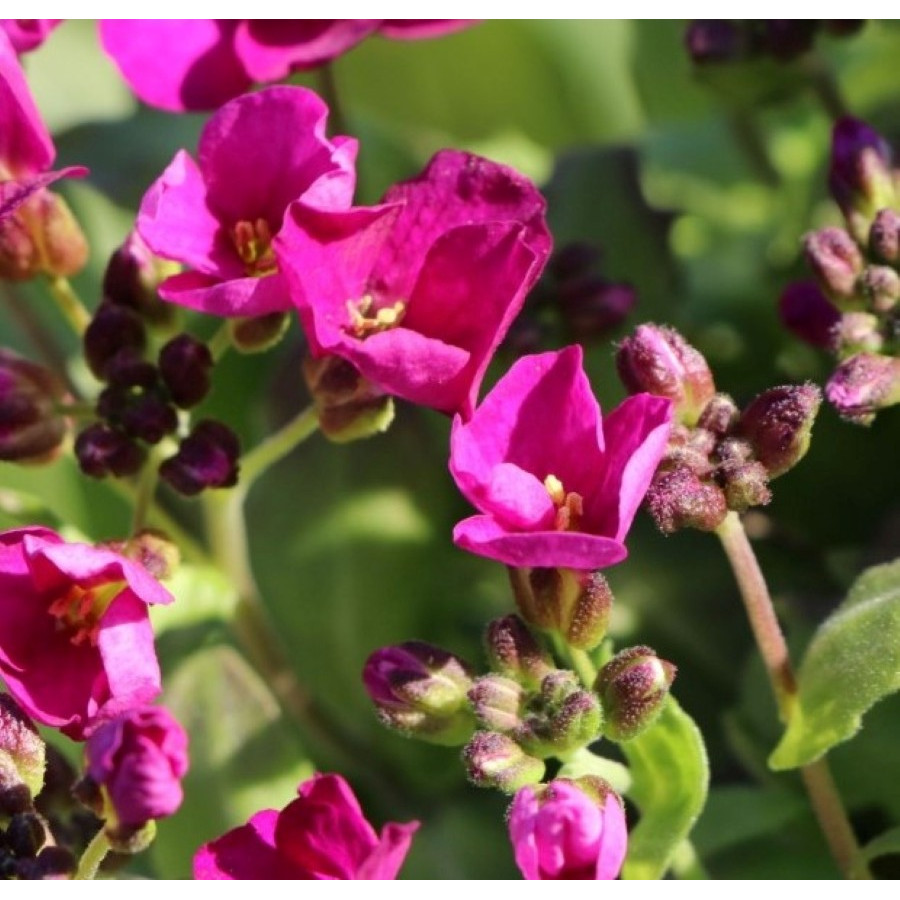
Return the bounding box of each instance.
[450,346,672,569]
[0,20,61,54]
[194,773,419,880]
[508,779,628,880]
[0,527,172,740]
[276,149,552,418]
[136,86,357,319]
[100,20,473,112]
[85,705,188,827]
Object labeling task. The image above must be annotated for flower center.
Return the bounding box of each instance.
[345,294,407,339]
[544,474,584,532]
[231,219,277,277]
[47,581,125,647]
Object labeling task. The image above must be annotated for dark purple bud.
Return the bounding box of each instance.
[559,278,636,343]
[32,846,75,880]
[83,303,146,380]
[869,208,900,263]
[684,20,745,64]
[462,731,544,793]
[119,394,178,445]
[645,465,728,534]
[826,352,900,425]
[778,281,841,348]
[468,675,526,732]
[822,20,866,37]
[804,227,864,303]
[0,349,68,464]
[158,334,213,409]
[103,230,177,326]
[74,423,145,478]
[860,265,900,313]
[548,241,602,281]
[159,420,240,496]
[503,314,546,357]
[0,694,45,804]
[761,20,818,61]
[829,118,895,230]
[484,615,554,689]
[595,645,676,742]
[5,812,45,860]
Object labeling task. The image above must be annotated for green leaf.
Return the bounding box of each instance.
[620,696,709,880]
[851,826,900,879]
[770,558,900,770]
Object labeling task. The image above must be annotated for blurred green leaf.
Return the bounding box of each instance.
[770,558,900,770]
[621,696,709,879]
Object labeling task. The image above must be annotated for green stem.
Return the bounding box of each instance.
[46,275,91,336]
[74,828,110,880]
[317,63,347,137]
[567,646,598,688]
[207,321,232,362]
[715,511,868,879]
[670,840,710,879]
[239,404,319,488]
[130,457,159,536]
[805,55,848,120]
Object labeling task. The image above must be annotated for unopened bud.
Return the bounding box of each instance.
[83,303,146,381]
[761,20,818,61]
[859,265,900,314]
[484,615,554,689]
[468,675,526,732]
[158,334,213,409]
[159,420,240,496]
[645,465,727,533]
[558,277,635,343]
[363,641,475,746]
[617,324,715,425]
[229,312,291,354]
[832,311,883,356]
[462,731,544,793]
[106,820,157,856]
[804,227,864,304]
[0,694,45,804]
[778,281,841,349]
[74,423,145,478]
[103,231,178,327]
[719,459,772,511]
[0,349,68,464]
[549,241,602,281]
[826,352,900,425]
[738,383,822,477]
[595,645,676,742]
[697,393,739,437]
[684,20,745,64]
[869,208,900,263]
[104,529,180,581]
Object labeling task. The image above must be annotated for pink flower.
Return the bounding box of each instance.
[276,149,552,418]
[0,527,172,740]
[0,20,62,54]
[85,705,188,827]
[100,20,473,112]
[194,773,419,880]
[450,346,672,569]
[136,86,357,319]
[508,779,628,880]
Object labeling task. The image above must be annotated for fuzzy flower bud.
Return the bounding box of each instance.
[363,641,475,746]
[859,265,900,314]
[778,281,841,349]
[869,208,900,263]
[719,459,772,511]
[0,694,45,808]
[595,645,676,741]
[737,383,822,478]
[484,615,554,689]
[508,777,627,880]
[804,227,864,304]
[462,731,544,793]
[826,352,900,425]
[616,324,715,425]
[645,465,728,534]
[468,675,526,732]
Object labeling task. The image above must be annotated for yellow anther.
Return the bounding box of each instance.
[345,295,407,338]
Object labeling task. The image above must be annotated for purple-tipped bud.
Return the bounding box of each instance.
[158,334,213,409]
[462,731,544,793]
[103,231,177,327]
[832,311,883,356]
[83,303,146,380]
[645,465,728,534]
[74,423,145,478]
[829,117,895,233]
[778,281,841,349]
[738,383,822,477]
[595,645,676,742]
[159,420,240,496]
[869,208,900,263]
[761,20,818,61]
[558,278,636,343]
[859,265,900,314]
[0,349,69,464]
[363,641,475,746]
[684,20,745,64]
[826,352,900,425]
[804,227,864,304]
[616,324,716,425]
[719,459,772,511]
[468,675,526,732]
[484,615,554,689]
[0,694,45,807]
[229,312,291,354]
[697,393,740,437]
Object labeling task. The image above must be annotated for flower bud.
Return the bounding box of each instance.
[103,529,180,582]
[74,423,145,478]
[860,265,900,314]
[719,458,772,511]
[831,311,883,356]
[595,645,676,742]
[0,694,45,807]
[697,393,740,437]
[826,352,900,425]
[737,383,822,477]
[159,420,240,496]
[761,20,818,61]
[484,615,554,689]
[869,208,900,263]
[462,732,544,793]
[468,675,526,732]
[0,349,68,464]
[645,465,728,533]
[778,281,841,349]
[684,20,745,64]
[103,231,178,327]
[616,324,715,425]
[558,277,635,343]
[158,333,213,409]
[83,303,147,381]
[363,641,475,746]
[804,227,864,304]
[228,312,291,354]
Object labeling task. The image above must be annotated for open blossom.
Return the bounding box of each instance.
[194,773,418,880]
[450,346,672,569]
[508,779,628,880]
[0,527,172,740]
[100,20,473,112]
[277,149,552,418]
[137,86,357,319]
[85,705,188,827]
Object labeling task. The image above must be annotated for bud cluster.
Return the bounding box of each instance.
[617,325,821,533]
[74,234,239,494]
[781,118,900,424]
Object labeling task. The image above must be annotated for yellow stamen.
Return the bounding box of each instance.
[543,474,584,532]
[231,218,277,277]
[345,294,407,338]
[47,581,125,647]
